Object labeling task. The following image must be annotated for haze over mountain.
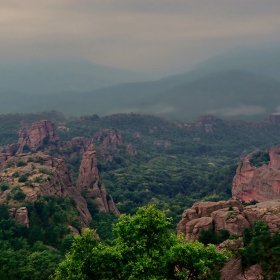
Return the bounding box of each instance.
[0,58,151,94]
[0,44,280,122]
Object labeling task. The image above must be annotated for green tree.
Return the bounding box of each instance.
[53,205,228,279]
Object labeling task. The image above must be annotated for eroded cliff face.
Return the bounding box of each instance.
[232,145,280,203]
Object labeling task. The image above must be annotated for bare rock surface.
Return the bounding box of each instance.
[77,144,120,215]
[177,200,280,240]
[77,144,100,191]
[17,120,60,153]
[232,145,280,203]
[15,207,29,227]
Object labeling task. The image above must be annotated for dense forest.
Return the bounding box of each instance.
[1,111,280,278]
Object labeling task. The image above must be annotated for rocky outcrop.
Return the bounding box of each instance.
[76,144,100,191]
[15,207,29,227]
[177,200,280,241]
[77,144,120,215]
[177,201,246,240]
[93,129,124,161]
[17,120,60,153]
[232,146,280,203]
[0,153,92,226]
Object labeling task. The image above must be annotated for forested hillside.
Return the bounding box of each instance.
[1,111,280,278]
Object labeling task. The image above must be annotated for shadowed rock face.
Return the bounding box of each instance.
[17,120,60,153]
[232,145,280,203]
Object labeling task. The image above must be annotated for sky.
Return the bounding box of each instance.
[1,0,280,75]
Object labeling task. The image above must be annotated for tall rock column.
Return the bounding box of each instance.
[77,144,119,215]
[77,144,100,191]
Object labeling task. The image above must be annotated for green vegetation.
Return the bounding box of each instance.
[54,205,228,280]
[250,150,270,167]
[241,222,280,279]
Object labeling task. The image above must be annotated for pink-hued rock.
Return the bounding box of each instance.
[177,201,244,238]
[76,144,120,215]
[93,129,124,161]
[77,144,100,191]
[15,207,29,227]
[17,120,60,153]
[232,146,280,203]
[211,209,250,236]
[185,217,213,240]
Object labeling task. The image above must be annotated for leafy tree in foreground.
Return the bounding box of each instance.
[53,205,228,280]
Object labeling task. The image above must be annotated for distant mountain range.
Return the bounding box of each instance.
[0,44,280,121]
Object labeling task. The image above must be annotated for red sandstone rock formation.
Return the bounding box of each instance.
[17,120,60,153]
[177,200,245,240]
[77,144,100,190]
[232,145,280,203]
[177,200,280,241]
[77,144,120,215]
[178,200,280,279]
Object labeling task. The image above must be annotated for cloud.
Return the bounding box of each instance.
[0,0,279,72]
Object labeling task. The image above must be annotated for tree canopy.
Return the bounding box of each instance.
[53,205,228,280]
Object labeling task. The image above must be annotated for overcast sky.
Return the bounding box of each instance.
[1,0,280,74]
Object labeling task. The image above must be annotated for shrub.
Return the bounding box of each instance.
[0,183,9,192]
[13,191,26,201]
[27,157,34,162]
[39,168,53,175]
[18,173,30,182]
[13,172,19,178]
[17,160,27,167]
